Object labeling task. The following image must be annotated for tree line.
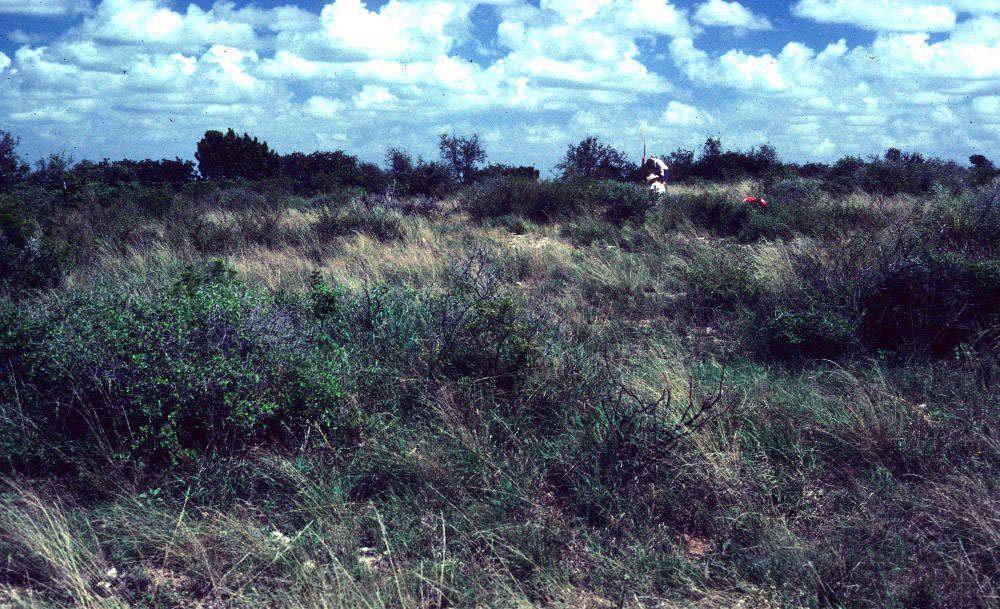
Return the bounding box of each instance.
[1,128,997,202]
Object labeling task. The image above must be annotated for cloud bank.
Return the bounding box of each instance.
[1,0,997,169]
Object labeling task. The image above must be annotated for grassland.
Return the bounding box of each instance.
[1,174,999,608]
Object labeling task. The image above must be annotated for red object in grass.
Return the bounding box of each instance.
[743,196,767,207]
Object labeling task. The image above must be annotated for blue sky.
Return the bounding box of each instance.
[2,0,999,172]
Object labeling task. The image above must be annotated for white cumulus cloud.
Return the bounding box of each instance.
[792,0,957,32]
[81,0,256,51]
[319,0,470,61]
[0,0,89,16]
[693,0,772,30]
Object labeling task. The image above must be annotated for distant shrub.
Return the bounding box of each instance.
[823,149,965,197]
[438,133,486,184]
[317,198,404,241]
[464,177,585,221]
[475,164,539,182]
[589,181,656,224]
[0,131,30,190]
[0,262,353,468]
[556,136,633,182]
[385,148,455,197]
[0,195,70,295]
[280,150,378,194]
[196,128,281,181]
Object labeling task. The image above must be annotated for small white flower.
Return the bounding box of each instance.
[105,567,118,579]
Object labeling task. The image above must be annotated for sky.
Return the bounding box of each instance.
[2,0,999,172]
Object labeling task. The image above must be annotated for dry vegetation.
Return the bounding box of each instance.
[2,174,999,608]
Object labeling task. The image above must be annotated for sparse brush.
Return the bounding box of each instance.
[2,174,1000,609]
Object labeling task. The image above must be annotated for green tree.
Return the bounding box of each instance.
[556,136,632,181]
[0,132,29,190]
[195,128,281,180]
[438,133,486,184]
[969,154,999,186]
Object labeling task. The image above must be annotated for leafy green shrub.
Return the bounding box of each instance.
[755,247,865,359]
[0,262,353,468]
[134,186,176,216]
[762,305,860,358]
[421,252,550,389]
[736,209,792,242]
[822,150,965,197]
[556,135,634,181]
[196,128,281,180]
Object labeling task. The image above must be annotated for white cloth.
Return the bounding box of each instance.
[642,157,669,181]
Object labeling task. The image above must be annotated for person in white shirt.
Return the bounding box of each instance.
[641,157,668,195]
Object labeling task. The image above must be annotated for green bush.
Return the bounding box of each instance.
[681,252,760,317]
[762,305,860,358]
[863,251,1000,356]
[736,209,793,242]
[589,180,656,224]
[0,195,70,295]
[1,262,353,468]
[672,191,750,236]
[422,252,549,389]
[464,177,585,221]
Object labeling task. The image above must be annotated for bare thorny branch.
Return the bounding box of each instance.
[598,347,730,474]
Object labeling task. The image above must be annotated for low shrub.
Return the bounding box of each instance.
[421,251,551,389]
[862,251,1000,356]
[317,198,404,241]
[464,177,585,221]
[672,191,750,237]
[589,180,656,224]
[0,262,354,468]
[762,304,860,358]
[681,251,761,318]
[736,210,793,242]
[0,195,71,295]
